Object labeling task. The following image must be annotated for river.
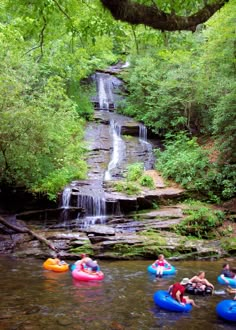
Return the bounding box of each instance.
[0,257,235,329]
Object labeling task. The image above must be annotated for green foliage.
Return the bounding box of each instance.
[120,1,235,166]
[0,0,235,205]
[156,133,236,201]
[139,174,155,189]
[67,81,94,120]
[220,237,236,254]
[114,162,155,195]
[126,162,144,181]
[115,181,140,195]
[156,133,210,187]
[0,47,87,199]
[69,242,94,256]
[176,205,225,239]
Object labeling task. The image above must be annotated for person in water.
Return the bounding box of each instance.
[153,254,170,278]
[76,253,99,272]
[189,271,214,291]
[220,263,236,284]
[169,278,198,307]
[54,257,67,266]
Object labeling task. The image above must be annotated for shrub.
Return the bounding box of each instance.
[155,132,236,201]
[115,181,140,195]
[176,206,225,239]
[139,174,155,189]
[126,162,144,181]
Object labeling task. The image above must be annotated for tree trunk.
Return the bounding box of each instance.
[0,215,58,253]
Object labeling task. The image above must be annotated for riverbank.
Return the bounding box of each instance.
[0,197,235,261]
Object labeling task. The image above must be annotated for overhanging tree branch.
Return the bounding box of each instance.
[100,0,229,31]
[24,12,47,60]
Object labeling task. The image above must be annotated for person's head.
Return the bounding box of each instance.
[197,271,205,278]
[158,254,164,260]
[180,278,190,286]
[223,263,230,270]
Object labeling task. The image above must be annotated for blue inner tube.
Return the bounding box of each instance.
[216,300,236,322]
[153,290,192,313]
[217,275,236,288]
[147,263,176,276]
[69,263,76,272]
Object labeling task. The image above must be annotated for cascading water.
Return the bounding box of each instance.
[60,186,72,228]
[61,186,72,209]
[104,120,126,181]
[139,123,155,170]
[94,72,122,111]
[59,67,157,230]
[76,189,107,228]
[98,75,110,110]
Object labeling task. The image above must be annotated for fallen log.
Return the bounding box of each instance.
[0,215,58,253]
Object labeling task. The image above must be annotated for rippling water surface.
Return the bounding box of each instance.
[0,257,235,329]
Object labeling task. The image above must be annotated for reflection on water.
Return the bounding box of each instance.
[0,257,235,329]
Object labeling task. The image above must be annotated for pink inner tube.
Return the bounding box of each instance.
[72,268,104,281]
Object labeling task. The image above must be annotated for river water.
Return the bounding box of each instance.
[0,257,235,330]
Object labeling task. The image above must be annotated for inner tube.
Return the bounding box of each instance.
[43,258,69,272]
[217,275,236,288]
[153,290,192,313]
[69,263,101,272]
[147,263,176,276]
[216,300,236,322]
[185,283,213,295]
[72,268,104,281]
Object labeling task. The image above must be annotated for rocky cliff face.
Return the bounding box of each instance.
[1,70,235,260]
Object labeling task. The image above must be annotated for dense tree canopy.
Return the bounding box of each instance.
[0,0,235,201]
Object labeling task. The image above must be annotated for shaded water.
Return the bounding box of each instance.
[0,257,235,329]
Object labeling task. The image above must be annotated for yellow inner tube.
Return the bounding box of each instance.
[43,258,69,272]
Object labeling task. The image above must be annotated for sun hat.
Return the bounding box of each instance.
[180,278,190,285]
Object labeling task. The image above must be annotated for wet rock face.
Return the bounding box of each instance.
[0,204,233,260]
[1,68,234,260]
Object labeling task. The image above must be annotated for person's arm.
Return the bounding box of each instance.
[176,291,185,305]
[204,279,214,289]
[189,276,196,283]
[168,285,173,294]
[220,274,229,284]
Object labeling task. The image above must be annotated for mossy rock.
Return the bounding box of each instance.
[220,237,236,254]
[69,243,94,256]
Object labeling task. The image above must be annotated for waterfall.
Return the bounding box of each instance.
[76,189,107,228]
[57,68,157,230]
[139,123,155,170]
[98,75,110,110]
[104,120,126,181]
[61,186,72,208]
[94,72,122,111]
[139,124,147,142]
